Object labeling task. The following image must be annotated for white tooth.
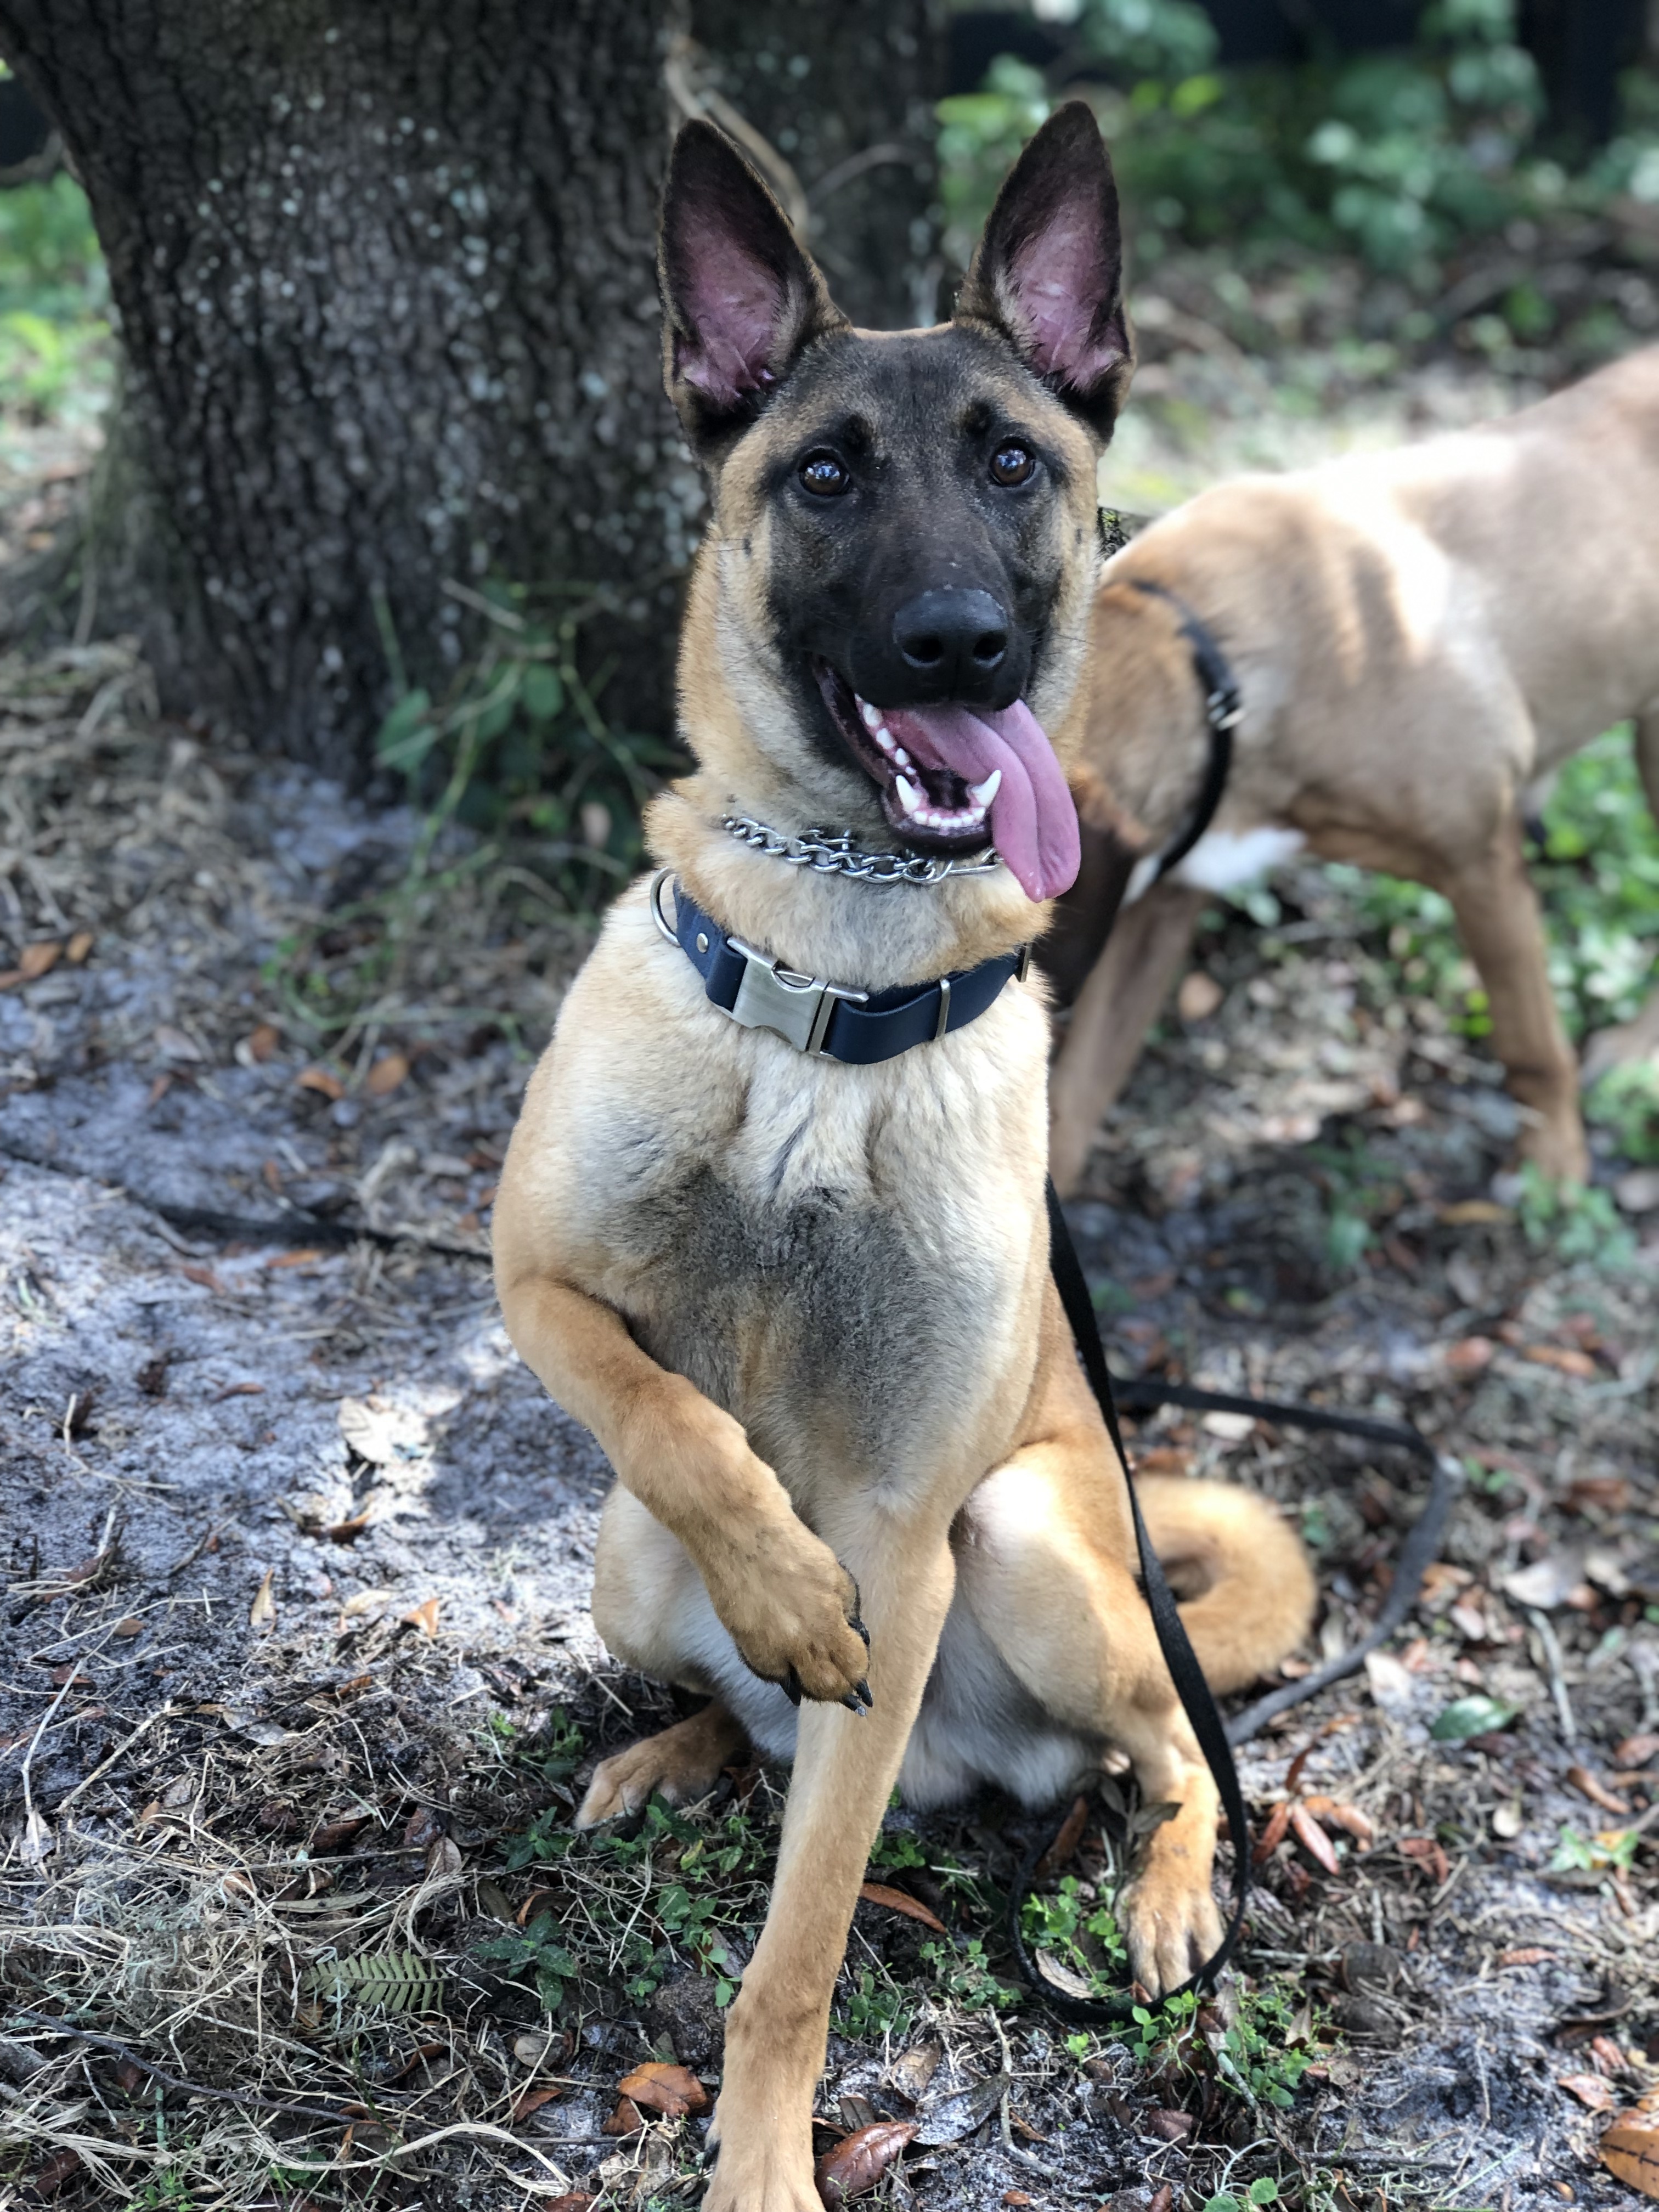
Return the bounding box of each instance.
[893,746,911,768]
[894,774,924,816]
[860,699,881,727]
[969,769,1002,807]
[875,727,895,754]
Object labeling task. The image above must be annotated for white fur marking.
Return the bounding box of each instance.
[1171,825,1306,893]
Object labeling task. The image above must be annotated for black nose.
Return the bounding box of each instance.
[891,589,1009,695]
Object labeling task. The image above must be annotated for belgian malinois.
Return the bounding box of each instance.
[1046,348,1659,1195]
[494,109,1313,2208]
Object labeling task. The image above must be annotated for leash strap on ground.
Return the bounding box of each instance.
[1012,1179,1456,2023]
[1013,1179,1252,2022]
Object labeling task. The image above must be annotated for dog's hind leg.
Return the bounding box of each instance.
[577,1485,764,1826]
[1438,819,1588,1182]
[951,1288,1312,1994]
[1048,879,1207,1197]
[1583,707,1659,1083]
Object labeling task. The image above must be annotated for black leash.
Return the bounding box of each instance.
[1009,1180,1456,2022]
[1126,579,1242,884]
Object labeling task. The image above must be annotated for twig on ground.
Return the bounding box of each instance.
[1528,1607,1577,1746]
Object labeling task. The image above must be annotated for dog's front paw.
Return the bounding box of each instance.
[1117,1868,1224,1999]
[710,1524,871,1708]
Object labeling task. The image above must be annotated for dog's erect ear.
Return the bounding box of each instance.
[955,103,1132,440]
[658,120,847,454]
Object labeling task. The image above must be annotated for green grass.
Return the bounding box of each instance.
[0,171,110,420]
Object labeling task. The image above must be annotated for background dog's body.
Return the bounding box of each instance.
[493,114,1312,2211]
[1050,347,1659,1194]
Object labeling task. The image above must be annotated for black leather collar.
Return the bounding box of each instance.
[1127,578,1243,883]
[653,872,1031,1065]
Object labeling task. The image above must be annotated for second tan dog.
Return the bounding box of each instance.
[1048,348,1659,1195]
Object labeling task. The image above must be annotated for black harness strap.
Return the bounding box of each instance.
[1127,578,1242,885]
[1014,1180,1457,2022]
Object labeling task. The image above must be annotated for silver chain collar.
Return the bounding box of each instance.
[720,814,1003,885]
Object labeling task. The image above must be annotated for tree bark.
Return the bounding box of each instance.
[0,0,694,771]
[687,0,948,330]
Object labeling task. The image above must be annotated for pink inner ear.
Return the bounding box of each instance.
[1008,203,1124,389]
[675,217,786,409]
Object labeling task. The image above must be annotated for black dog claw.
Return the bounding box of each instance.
[854,1677,873,1710]
[839,1690,866,1714]
[781,1667,803,1707]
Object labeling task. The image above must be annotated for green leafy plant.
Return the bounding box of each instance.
[1549,1821,1639,1874]
[373,581,682,912]
[1514,1164,1634,1267]
[1206,2179,1282,2212]
[474,1912,580,2013]
[836,1964,915,2041]
[938,0,1659,291]
[0,171,110,419]
[301,1948,444,2019]
[917,1934,1020,2012]
[1019,1872,1127,1999]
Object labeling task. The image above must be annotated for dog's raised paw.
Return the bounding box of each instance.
[716,1527,873,1706]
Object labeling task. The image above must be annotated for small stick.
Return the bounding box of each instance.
[1528,1608,1576,1747]
[4,2008,360,2128]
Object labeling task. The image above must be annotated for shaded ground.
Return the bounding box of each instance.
[0,642,1655,2212]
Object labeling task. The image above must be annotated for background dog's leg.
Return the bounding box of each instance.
[494,1271,870,1705]
[1440,822,1588,1181]
[578,1699,748,1825]
[1048,880,1207,1196]
[1583,707,1659,1083]
[706,1520,957,2212]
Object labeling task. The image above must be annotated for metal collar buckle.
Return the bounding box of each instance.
[726,936,869,1055]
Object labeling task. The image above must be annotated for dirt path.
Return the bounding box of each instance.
[1,645,1656,2210]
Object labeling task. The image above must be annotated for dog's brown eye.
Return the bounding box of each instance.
[990,443,1035,487]
[799,452,850,496]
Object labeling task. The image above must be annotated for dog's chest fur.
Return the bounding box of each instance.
[552,907,1051,1505]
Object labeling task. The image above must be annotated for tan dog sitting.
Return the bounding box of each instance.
[493,110,1312,2210]
[1046,348,1659,1195]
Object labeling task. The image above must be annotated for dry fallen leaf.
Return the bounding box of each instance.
[1145,2108,1194,2141]
[888,2039,941,2104]
[1398,1835,1452,1886]
[267,1248,325,1269]
[859,1881,946,1934]
[616,2061,710,2119]
[425,1836,464,1879]
[1444,1335,1496,1375]
[246,1021,279,1060]
[400,1596,441,1638]
[511,2084,562,2123]
[1289,1802,1342,1876]
[815,2120,918,2205]
[1302,1794,1375,1848]
[601,2096,644,2137]
[114,1617,144,1639]
[1438,1198,1512,1225]
[1252,1799,1293,1862]
[1525,1344,1598,1380]
[545,2198,595,2212]
[249,1568,276,1630]
[1036,1792,1090,1877]
[1495,1946,1553,1967]
[366,1051,410,1096]
[1614,1733,1659,1770]
[1567,1765,1632,1816]
[1560,2072,1616,2113]
[1176,970,1223,1022]
[297,1065,346,1101]
[18,940,63,981]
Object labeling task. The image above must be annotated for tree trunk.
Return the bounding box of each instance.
[687,0,948,330]
[0,0,692,772]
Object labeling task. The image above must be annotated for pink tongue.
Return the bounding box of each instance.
[880,699,1080,903]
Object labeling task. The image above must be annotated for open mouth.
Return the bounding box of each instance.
[813,658,1081,905]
